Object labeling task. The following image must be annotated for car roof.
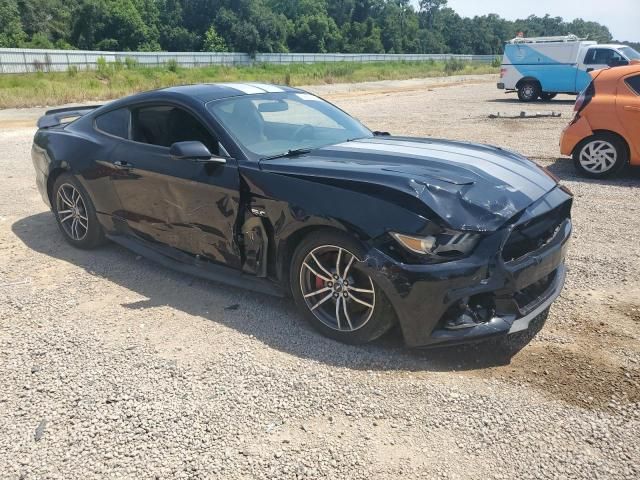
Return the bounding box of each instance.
[595,64,640,81]
[88,83,308,119]
[155,83,302,103]
[592,44,629,49]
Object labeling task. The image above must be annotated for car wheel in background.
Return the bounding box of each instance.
[290,231,396,344]
[540,92,557,101]
[517,81,541,102]
[573,133,628,178]
[52,173,106,249]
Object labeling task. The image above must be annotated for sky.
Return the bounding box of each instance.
[440,0,639,42]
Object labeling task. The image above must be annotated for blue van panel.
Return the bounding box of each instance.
[505,43,590,94]
[575,70,593,93]
[514,64,577,92]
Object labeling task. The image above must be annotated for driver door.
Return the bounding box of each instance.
[109,103,242,269]
[583,48,628,73]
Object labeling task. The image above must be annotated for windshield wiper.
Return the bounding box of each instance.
[261,148,313,161]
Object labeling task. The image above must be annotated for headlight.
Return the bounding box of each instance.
[390,230,480,260]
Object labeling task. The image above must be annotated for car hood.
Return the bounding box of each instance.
[259,137,558,232]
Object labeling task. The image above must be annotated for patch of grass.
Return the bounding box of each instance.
[0,60,497,108]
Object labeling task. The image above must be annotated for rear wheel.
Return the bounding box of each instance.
[573,133,628,178]
[52,173,106,249]
[290,231,396,344]
[517,81,541,102]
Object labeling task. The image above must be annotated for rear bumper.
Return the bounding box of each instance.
[560,115,593,156]
[364,188,572,348]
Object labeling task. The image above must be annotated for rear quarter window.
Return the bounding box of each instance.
[95,108,130,139]
[625,75,640,95]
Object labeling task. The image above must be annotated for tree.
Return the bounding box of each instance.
[1,0,623,56]
[17,0,77,46]
[157,0,199,50]
[0,0,26,47]
[290,14,341,53]
[202,25,227,51]
[419,0,447,29]
[71,0,159,51]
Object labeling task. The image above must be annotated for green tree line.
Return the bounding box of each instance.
[0,0,636,54]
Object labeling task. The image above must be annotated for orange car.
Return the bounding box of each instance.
[560,64,640,178]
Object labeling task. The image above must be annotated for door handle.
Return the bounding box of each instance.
[624,106,640,112]
[113,160,134,169]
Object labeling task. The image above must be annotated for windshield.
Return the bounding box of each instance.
[207,92,372,158]
[620,47,640,61]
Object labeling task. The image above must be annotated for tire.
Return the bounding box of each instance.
[290,230,396,344]
[540,92,557,101]
[517,81,541,102]
[52,173,106,249]
[572,133,628,178]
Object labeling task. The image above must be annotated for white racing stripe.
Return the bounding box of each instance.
[218,83,266,95]
[337,140,550,199]
[246,83,285,93]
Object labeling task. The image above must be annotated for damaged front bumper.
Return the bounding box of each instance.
[426,263,565,346]
[362,188,572,348]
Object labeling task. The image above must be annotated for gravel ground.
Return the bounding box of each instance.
[0,75,639,479]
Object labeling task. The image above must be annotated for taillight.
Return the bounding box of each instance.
[574,93,586,113]
[500,68,507,78]
[571,81,595,124]
[575,81,595,114]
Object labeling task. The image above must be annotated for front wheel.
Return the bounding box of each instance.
[573,133,628,178]
[290,231,396,344]
[517,81,540,102]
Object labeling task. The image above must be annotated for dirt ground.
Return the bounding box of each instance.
[0,75,638,479]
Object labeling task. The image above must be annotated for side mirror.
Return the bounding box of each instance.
[169,141,226,164]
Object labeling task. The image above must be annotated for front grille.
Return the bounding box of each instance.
[502,201,570,262]
[514,270,557,312]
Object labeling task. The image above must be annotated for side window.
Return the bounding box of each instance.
[585,48,625,66]
[583,49,597,65]
[626,75,640,95]
[131,105,219,155]
[95,108,130,139]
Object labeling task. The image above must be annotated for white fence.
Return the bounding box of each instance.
[0,48,496,74]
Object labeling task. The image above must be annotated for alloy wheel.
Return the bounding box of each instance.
[56,183,89,241]
[579,140,617,174]
[299,245,375,332]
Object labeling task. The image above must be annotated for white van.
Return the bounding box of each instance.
[498,35,640,101]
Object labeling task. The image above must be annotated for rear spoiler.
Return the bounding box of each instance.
[37,105,102,129]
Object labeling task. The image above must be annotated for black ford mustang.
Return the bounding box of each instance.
[32,83,572,348]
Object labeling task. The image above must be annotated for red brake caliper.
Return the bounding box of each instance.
[315,275,325,290]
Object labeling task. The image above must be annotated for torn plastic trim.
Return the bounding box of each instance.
[428,263,565,345]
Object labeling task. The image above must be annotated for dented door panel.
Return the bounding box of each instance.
[110,142,242,269]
